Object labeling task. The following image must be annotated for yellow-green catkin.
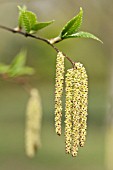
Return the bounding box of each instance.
[55,52,65,135]
[25,88,42,158]
[71,64,82,157]
[65,62,88,157]
[79,64,88,147]
[65,68,74,154]
[72,62,88,155]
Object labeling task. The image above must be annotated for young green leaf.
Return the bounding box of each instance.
[63,31,103,43]
[15,67,35,76]
[18,6,54,33]
[18,6,37,33]
[0,50,35,78]
[21,11,31,32]
[8,67,35,77]
[22,11,37,33]
[18,6,27,29]
[60,7,83,38]
[8,50,27,77]
[26,11,37,28]
[10,50,26,68]
[30,20,54,33]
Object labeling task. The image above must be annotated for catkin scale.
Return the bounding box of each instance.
[55,52,65,135]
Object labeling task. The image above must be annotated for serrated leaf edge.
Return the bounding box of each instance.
[60,7,83,38]
[62,31,103,43]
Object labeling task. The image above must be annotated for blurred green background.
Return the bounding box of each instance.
[0,0,112,170]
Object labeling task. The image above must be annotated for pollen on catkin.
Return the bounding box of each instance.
[65,68,74,154]
[25,88,42,158]
[71,64,82,157]
[55,52,65,136]
[78,64,88,147]
[72,62,88,154]
[65,62,88,157]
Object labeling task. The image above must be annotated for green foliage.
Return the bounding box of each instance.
[8,50,26,77]
[18,6,54,33]
[10,50,27,69]
[30,21,54,34]
[8,50,35,77]
[17,6,102,43]
[18,5,27,28]
[0,50,35,78]
[63,31,103,43]
[60,7,83,38]
[15,67,35,76]
[58,7,102,43]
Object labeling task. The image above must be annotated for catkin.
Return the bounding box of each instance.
[25,88,42,158]
[65,62,88,157]
[65,68,74,154]
[79,64,88,147]
[71,64,81,157]
[55,52,65,135]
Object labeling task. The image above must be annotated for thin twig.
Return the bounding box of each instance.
[0,25,74,66]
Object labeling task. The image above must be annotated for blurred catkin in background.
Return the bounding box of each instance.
[25,88,42,158]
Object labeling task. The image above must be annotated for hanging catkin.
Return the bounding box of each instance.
[71,64,81,157]
[55,52,65,136]
[65,62,88,157]
[65,68,74,154]
[78,64,88,147]
[25,88,42,158]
